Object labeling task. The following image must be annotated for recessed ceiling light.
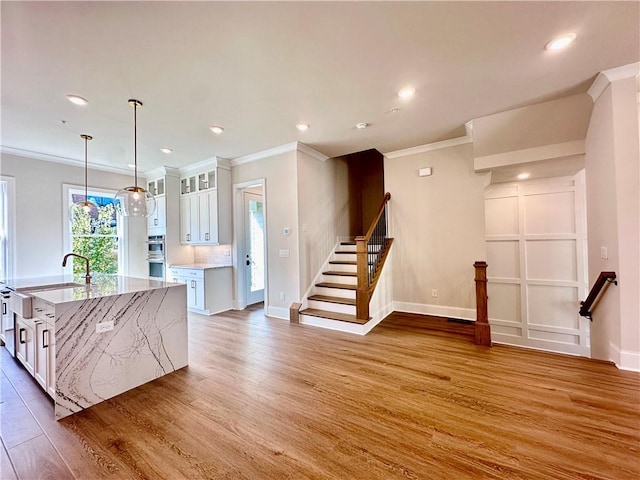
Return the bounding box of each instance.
[160,148,173,154]
[66,95,89,106]
[356,122,368,129]
[209,125,224,134]
[296,123,310,131]
[517,173,530,180]
[545,33,576,51]
[397,86,416,99]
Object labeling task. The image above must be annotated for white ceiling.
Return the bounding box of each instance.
[2,1,638,173]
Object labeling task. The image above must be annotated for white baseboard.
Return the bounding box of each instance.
[266,305,289,320]
[392,301,476,321]
[363,301,394,334]
[618,349,640,372]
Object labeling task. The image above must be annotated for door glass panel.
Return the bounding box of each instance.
[248,200,264,292]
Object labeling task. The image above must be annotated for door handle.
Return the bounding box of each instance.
[246,260,250,266]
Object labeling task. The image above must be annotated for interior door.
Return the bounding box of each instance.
[244,191,264,305]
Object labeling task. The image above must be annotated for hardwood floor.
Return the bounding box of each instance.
[1,306,639,479]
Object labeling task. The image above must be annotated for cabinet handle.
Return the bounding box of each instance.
[2,302,5,315]
[205,233,210,241]
[42,329,49,349]
[191,280,195,288]
[19,328,25,344]
[186,234,191,241]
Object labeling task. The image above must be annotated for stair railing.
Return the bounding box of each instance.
[579,271,617,320]
[355,192,391,321]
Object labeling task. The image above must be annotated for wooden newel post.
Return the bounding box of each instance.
[355,236,369,321]
[473,261,491,346]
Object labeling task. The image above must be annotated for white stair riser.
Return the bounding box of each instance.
[327,263,357,273]
[322,274,357,286]
[339,244,357,252]
[314,286,356,299]
[334,253,356,262]
[307,300,356,315]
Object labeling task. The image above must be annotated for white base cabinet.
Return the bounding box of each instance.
[168,266,232,315]
[15,315,36,376]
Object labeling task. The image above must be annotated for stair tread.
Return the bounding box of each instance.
[322,270,357,277]
[308,294,356,305]
[335,251,356,254]
[315,282,356,290]
[329,260,357,265]
[300,308,369,325]
[340,241,356,245]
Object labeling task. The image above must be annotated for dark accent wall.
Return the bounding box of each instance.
[339,149,385,237]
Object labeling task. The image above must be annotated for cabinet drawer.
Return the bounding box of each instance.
[169,268,204,279]
[32,298,55,324]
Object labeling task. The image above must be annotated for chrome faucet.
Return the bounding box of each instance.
[62,253,92,284]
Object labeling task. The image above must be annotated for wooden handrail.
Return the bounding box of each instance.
[579,271,617,319]
[357,192,391,242]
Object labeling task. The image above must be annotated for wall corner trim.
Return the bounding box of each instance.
[588,62,640,103]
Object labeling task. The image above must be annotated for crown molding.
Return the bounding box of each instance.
[1,145,133,175]
[178,156,231,175]
[144,165,181,179]
[383,135,472,160]
[231,141,328,167]
[588,62,640,103]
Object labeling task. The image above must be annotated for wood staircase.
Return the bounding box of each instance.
[302,241,368,325]
[296,193,393,332]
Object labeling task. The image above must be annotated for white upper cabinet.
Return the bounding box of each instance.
[147,177,167,234]
[178,158,231,245]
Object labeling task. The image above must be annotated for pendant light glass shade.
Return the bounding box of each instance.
[70,134,99,220]
[115,99,155,217]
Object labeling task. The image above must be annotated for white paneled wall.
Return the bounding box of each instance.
[485,172,589,356]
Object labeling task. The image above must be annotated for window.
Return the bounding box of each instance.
[65,186,124,275]
[0,178,14,281]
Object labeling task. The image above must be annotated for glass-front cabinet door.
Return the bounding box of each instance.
[198,170,216,191]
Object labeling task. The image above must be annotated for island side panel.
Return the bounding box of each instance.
[54,284,188,420]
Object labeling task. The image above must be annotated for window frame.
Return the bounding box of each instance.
[62,184,128,276]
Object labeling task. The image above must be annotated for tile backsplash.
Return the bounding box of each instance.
[193,245,233,266]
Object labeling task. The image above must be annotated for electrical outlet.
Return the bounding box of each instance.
[223,248,231,256]
[96,320,114,333]
[600,246,608,260]
[279,292,285,301]
[431,289,438,298]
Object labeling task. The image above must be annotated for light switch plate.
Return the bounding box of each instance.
[279,249,289,258]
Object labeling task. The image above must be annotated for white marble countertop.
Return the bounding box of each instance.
[6,275,182,305]
[169,264,232,270]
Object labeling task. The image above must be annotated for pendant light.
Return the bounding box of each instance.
[115,99,156,217]
[70,134,98,219]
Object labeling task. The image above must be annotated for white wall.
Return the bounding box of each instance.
[231,150,300,318]
[585,75,640,371]
[0,153,147,279]
[384,143,488,319]
[296,152,350,296]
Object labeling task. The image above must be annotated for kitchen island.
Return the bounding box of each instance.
[6,275,188,420]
